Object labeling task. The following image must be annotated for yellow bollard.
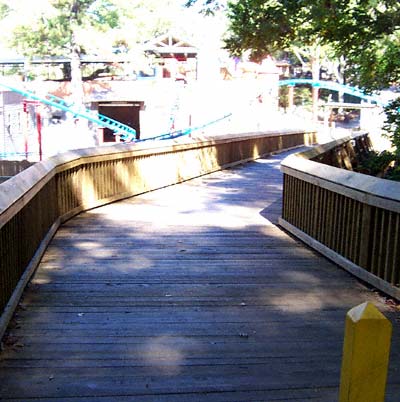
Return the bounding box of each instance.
[339,302,392,402]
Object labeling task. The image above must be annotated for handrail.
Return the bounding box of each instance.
[279,133,400,300]
[0,129,317,340]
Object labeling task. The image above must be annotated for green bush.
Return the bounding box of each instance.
[279,86,289,109]
[356,150,399,181]
[383,97,400,156]
[294,87,312,106]
[352,96,400,182]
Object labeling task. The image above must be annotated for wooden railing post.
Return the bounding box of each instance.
[339,302,392,402]
[1,130,316,341]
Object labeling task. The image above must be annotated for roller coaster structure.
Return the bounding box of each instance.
[0,78,387,150]
[0,80,138,140]
[278,79,388,107]
[0,80,232,144]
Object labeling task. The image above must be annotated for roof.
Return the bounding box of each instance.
[143,33,198,57]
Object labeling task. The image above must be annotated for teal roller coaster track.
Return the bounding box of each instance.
[278,79,388,106]
[0,78,386,150]
[0,80,138,140]
[0,80,232,144]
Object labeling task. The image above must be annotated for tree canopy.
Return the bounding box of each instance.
[0,0,201,101]
[1,0,211,59]
[187,0,400,164]
[310,0,400,91]
[188,0,400,90]
[6,0,120,59]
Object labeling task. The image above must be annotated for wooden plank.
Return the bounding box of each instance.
[1,148,400,401]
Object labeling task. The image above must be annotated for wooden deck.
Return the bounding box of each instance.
[1,149,400,401]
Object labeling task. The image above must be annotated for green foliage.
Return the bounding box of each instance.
[278,86,288,109]
[357,150,394,176]
[224,0,312,60]
[312,0,400,50]
[219,0,400,154]
[294,87,312,106]
[5,0,197,61]
[184,0,224,15]
[0,2,10,19]
[383,98,400,155]
[186,0,400,158]
[386,165,400,181]
[86,1,119,29]
[221,0,400,91]
[356,150,400,181]
[338,31,400,92]
[278,86,312,109]
[11,0,120,58]
[186,0,400,88]
[13,17,68,57]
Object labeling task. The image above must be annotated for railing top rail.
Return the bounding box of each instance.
[281,133,400,213]
[0,129,313,229]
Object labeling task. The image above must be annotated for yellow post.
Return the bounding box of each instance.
[339,302,392,402]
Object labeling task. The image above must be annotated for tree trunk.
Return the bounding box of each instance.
[69,32,93,147]
[332,56,346,103]
[310,44,321,122]
[70,33,85,109]
[310,44,321,82]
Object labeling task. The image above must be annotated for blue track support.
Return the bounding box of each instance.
[136,113,233,143]
[279,79,387,106]
[0,80,137,138]
[0,79,231,146]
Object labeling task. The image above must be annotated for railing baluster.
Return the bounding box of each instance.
[279,133,400,301]
[1,130,314,340]
[384,211,394,283]
[390,214,400,286]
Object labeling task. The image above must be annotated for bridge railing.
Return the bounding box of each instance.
[0,160,34,183]
[279,133,400,301]
[0,129,316,339]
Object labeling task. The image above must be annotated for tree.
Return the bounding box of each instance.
[185,0,226,16]
[226,1,348,84]
[2,0,205,98]
[187,0,400,88]
[309,0,400,92]
[0,2,9,18]
[309,1,400,161]
[186,0,400,179]
[187,0,347,88]
[4,0,120,106]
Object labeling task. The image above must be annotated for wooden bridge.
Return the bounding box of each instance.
[0,132,400,400]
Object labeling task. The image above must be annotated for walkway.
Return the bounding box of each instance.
[1,149,400,401]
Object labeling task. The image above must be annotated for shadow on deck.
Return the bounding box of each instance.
[0,149,399,401]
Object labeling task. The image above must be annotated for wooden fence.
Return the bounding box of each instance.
[0,160,34,177]
[280,133,400,301]
[0,129,316,339]
[0,160,34,183]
